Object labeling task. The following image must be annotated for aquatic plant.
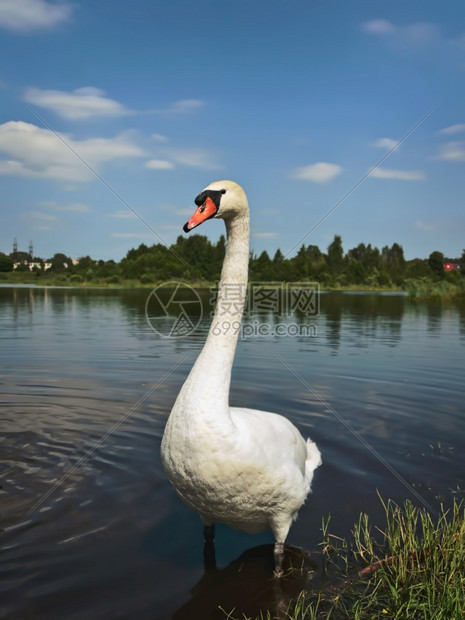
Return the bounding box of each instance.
[405,277,465,302]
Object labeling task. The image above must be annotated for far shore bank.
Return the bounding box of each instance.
[1,273,464,301]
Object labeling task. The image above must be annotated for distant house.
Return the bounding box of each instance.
[13,261,53,271]
[29,261,51,271]
[443,262,461,273]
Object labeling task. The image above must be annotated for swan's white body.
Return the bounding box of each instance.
[161,180,321,575]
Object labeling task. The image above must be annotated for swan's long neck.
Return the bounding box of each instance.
[181,212,249,414]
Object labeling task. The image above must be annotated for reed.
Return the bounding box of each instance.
[405,277,465,301]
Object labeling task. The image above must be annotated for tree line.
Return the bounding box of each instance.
[0,234,463,288]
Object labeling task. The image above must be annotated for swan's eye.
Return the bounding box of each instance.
[221,189,226,194]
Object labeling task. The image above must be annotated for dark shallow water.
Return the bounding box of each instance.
[0,286,464,619]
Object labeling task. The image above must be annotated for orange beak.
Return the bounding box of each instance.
[183,196,218,232]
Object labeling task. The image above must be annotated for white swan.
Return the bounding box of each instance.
[161,180,321,577]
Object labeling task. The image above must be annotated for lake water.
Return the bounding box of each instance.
[0,286,464,619]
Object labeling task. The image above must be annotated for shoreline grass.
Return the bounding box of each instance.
[226,498,465,619]
[0,271,403,292]
[2,272,465,302]
[405,277,465,302]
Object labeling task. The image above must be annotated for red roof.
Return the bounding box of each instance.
[443,262,461,272]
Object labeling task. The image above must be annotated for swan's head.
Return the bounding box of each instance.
[183,180,248,233]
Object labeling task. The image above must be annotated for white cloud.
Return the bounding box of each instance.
[21,202,91,231]
[415,220,436,232]
[438,124,465,136]
[111,232,153,239]
[361,19,440,48]
[0,0,72,32]
[152,99,205,115]
[151,133,169,143]
[0,121,145,183]
[110,210,138,219]
[451,32,465,52]
[292,162,343,183]
[176,207,197,217]
[21,210,58,230]
[170,99,204,113]
[373,137,399,151]
[145,159,174,170]
[24,87,131,120]
[252,232,278,238]
[168,147,221,169]
[39,200,91,212]
[22,211,57,221]
[362,19,395,35]
[369,167,426,181]
[435,141,465,162]
[159,224,183,231]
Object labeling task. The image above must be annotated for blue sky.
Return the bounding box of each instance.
[0,0,464,261]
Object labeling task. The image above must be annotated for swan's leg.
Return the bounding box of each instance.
[271,518,290,578]
[273,541,285,578]
[203,523,216,570]
[204,523,215,544]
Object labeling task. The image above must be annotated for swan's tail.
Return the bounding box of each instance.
[305,439,322,490]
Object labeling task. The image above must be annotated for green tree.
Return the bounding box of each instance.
[428,251,445,278]
[272,249,289,281]
[306,245,323,263]
[347,243,380,270]
[49,253,72,273]
[74,256,96,273]
[345,258,367,285]
[460,249,465,274]
[97,260,118,278]
[215,235,226,262]
[126,243,149,261]
[405,258,430,279]
[291,245,311,279]
[0,252,14,272]
[381,243,405,285]
[172,235,220,280]
[250,250,273,280]
[10,250,31,264]
[345,243,382,285]
[120,242,186,281]
[327,235,344,273]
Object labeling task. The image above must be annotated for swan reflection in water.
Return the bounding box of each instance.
[173,544,319,620]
